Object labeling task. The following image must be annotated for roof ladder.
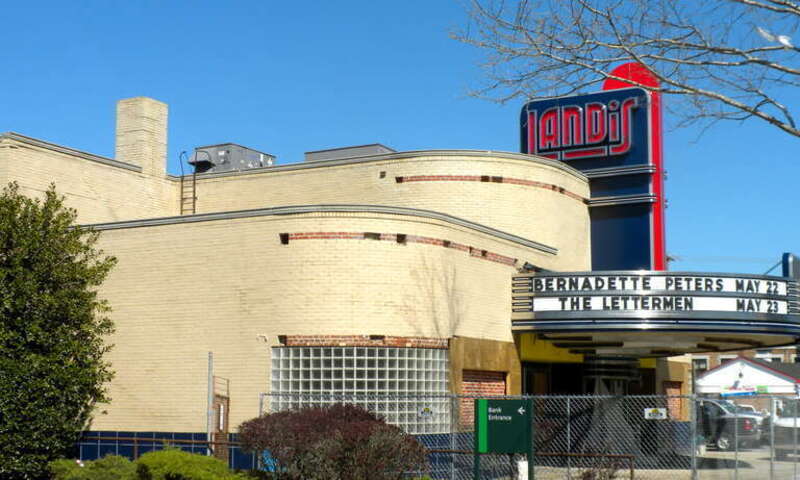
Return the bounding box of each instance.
[180,171,197,215]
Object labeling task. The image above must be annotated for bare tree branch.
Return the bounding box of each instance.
[454,0,800,138]
[732,0,800,16]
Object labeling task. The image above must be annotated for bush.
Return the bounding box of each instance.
[50,455,135,480]
[49,450,247,480]
[134,448,246,480]
[49,459,83,480]
[239,404,428,480]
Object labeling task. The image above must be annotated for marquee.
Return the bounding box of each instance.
[512,271,800,342]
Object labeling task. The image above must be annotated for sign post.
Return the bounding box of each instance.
[473,398,534,480]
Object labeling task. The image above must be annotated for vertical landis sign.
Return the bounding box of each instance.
[520,63,666,271]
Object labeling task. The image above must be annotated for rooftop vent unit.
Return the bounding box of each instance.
[304,144,395,163]
[189,143,275,174]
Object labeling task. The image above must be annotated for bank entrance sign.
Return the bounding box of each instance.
[474,398,533,453]
[474,398,534,479]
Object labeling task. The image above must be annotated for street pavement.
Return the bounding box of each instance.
[529,445,800,479]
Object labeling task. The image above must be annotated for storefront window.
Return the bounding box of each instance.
[719,355,737,365]
[756,355,783,363]
[692,357,708,375]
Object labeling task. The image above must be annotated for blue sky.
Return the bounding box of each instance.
[1,1,797,274]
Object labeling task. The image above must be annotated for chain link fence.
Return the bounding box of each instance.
[259,393,800,479]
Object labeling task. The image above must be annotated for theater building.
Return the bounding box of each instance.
[1,96,696,446]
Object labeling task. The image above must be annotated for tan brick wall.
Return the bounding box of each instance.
[0,136,178,224]
[1,141,590,264]
[0,106,593,434]
[0,96,172,224]
[115,97,168,177]
[192,152,591,261]
[91,210,579,432]
[0,143,9,185]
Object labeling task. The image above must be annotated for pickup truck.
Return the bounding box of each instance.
[699,399,761,450]
[761,401,800,459]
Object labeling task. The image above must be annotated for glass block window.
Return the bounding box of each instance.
[270,346,449,434]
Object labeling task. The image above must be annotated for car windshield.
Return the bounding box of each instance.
[779,403,800,418]
[718,400,738,414]
[736,405,755,414]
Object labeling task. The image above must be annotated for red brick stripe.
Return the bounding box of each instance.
[283,232,518,267]
[396,175,588,204]
[281,335,448,349]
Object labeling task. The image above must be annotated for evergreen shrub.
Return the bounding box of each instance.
[0,183,117,479]
[48,449,246,480]
[134,448,246,480]
[49,455,135,480]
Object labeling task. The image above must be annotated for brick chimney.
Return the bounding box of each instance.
[115,97,167,176]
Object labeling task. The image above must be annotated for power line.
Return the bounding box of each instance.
[668,255,775,264]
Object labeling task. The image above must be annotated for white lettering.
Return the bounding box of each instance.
[488,414,513,421]
[527,275,786,295]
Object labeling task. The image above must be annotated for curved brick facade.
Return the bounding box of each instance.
[192,151,590,259]
[92,209,583,430]
[0,98,594,434]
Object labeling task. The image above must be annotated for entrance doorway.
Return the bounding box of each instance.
[523,362,656,394]
[523,362,585,394]
[212,376,230,463]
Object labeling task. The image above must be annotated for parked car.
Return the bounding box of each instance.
[765,401,800,459]
[736,404,764,417]
[698,399,761,450]
[733,404,768,438]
